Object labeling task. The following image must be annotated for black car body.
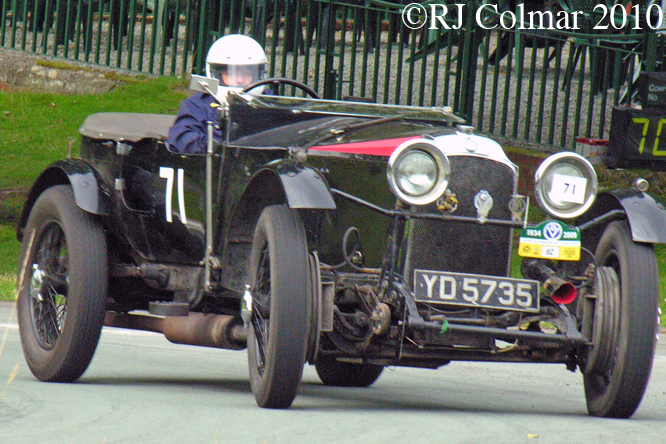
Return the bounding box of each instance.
[16,79,666,417]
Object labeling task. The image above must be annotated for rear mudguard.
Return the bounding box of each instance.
[17,159,111,241]
[578,189,666,247]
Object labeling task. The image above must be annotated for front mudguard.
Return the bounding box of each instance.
[235,159,336,212]
[224,159,335,244]
[17,159,111,241]
[577,189,666,250]
[271,160,336,210]
[219,160,335,292]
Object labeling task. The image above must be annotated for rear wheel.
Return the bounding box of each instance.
[582,221,659,418]
[17,185,108,382]
[247,205,310,408]
[315,356,384,387]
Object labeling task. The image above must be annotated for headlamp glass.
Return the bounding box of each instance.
[396,150,438,197]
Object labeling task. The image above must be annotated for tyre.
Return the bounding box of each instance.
[17,185,108,382]
[247,205,310,408]
[582,221,659,418]
[315,356,384,388]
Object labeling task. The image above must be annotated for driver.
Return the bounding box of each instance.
[167,34,267,153]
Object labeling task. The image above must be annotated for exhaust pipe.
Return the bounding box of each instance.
[104,312,247,350]
[548,280,577,305]
[521,259,578,305]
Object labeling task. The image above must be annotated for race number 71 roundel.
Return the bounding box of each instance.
[518,220,581,261]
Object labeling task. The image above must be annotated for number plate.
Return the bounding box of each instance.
[414,270,540,312]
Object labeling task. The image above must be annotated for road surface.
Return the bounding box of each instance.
[1,301,665,443]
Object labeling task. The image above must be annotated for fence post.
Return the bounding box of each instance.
[456,1,481,121]
[252,0,268,46]
[192,0,216,75]
[323,0,337,99]
[644,31,658,72]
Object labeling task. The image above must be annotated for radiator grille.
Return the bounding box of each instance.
[404,155,517,286]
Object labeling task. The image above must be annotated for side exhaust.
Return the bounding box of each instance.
[521,259,577,305]
[104,312,247,350]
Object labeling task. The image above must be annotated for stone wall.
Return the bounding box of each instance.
[0,48,121,94]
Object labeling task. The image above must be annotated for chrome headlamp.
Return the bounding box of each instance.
[387,139,450,206]
[534,152,597,219]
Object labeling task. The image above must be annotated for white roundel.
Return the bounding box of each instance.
[543,221,563,241]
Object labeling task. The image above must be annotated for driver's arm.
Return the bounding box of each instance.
[167,93,222,154]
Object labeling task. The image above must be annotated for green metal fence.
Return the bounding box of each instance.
[2,0,664,150]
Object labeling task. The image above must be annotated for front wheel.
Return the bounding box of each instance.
[247,205,311,409]
[582,221,659,418]
[17,185,108,382]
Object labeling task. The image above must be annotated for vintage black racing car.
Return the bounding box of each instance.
[16,76,666,417]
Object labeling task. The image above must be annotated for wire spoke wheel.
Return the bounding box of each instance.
[17,185,108,383]
[250,246,271,376]
[247,205,311,409]
[30,222,69,349]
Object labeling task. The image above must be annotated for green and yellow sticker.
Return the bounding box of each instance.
[518,220,581,261]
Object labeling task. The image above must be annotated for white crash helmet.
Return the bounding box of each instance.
[206,34,267,101]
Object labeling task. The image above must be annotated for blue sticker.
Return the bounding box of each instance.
[543,221,563,241]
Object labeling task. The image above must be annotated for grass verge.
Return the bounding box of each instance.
[0,222,18,301]
[0,274,16,301]
[0,76,187,190]
[0,75,188,300]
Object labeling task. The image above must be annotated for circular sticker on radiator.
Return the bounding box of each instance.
[543,221,563,241]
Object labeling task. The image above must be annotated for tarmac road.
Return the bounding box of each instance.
[1,300,666,444]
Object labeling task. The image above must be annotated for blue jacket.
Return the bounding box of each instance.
[167,93,223,154]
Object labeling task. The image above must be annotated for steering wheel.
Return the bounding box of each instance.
[241,77,320,99]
